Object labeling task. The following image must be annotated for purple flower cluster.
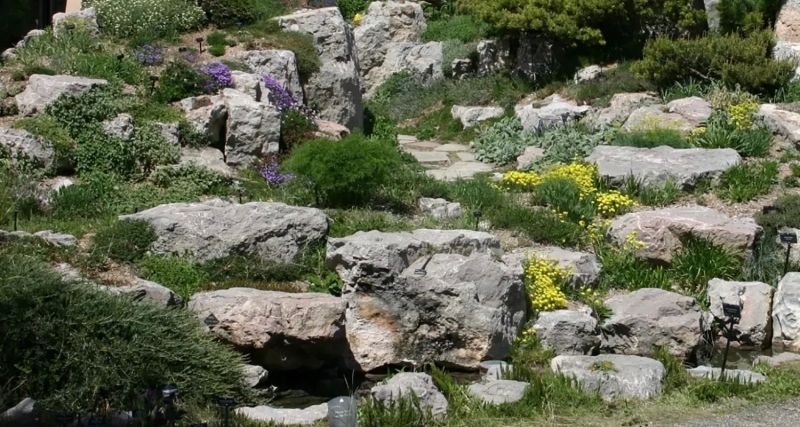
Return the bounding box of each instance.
[199,61,233,93]
[260,158,295,186]
[262,74,297,112]
[181,50,200,63]
[133,44,163,66]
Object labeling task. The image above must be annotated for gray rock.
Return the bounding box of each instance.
[230,70,268,102]
[477,39,511,76]
[773,273,800,351]
[533,310,600,355]
[608,206,762,263]
[688,366,766,384]
[52,7,99,37]
[468,380,528,405]
[756,104,800,144]
[481,360,511,381]
[15,29,45,49]
[33,230,77,247]
[179,147,234,177]
[189,288,351,370]
[102,113,134,140]
[179,95,227,146]
[242,364,269,389]
[327,228,501,288]
[666,97,713,128]
[587,92,659,128]
[773,41,800,78]
[15,74,107,116]
[342,252,526,371]
[574,65,603,84]
[601,288,708,361]
[409,150,449,164]
[707,279,773,348]
[516,146,545,170]
[364,41,443,97]
[106,279,183,307]
[371,373,448,420]
[451,58,473,79]
[551,355,665,401]
[587,145,741,189]
[754,352,800,367]
[154,122,180,146]
[278,7,363,129]
[222,88,280,167]
[38,176,75,207]
[121,199,329,263]
[0,127,55,170]
[426,161,493,181]
[236,403,328,425]
[705,0,721,31]
[235,50,303,103]
[0,398,36,427]
[623,105,695,132]
[502,246,601,286]
[451,105,504,129]
[515,94,591,131]
[418,197,463,219]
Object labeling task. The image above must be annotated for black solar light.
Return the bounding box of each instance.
[215,397,236,427]
[328,396,357,427]
[196,37,204,53]
[13,209,17,231]
[414,255,434,276]
[116,53,125,62]
[781,231,798,275]
[762,205,779,215]
[149,75,159,91]
[189,424,208,427]
[719,302,742,378]
[473,208,482,231]
[204,313,219,328]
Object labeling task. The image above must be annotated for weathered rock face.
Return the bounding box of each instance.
[222,89,281,167]
[418,197,462,219]
[533,310,600,355]
[707,279,773,349]
[623,105,695,132]
[515,94,591,131]
[587,145,741,189]
[0,127,55,170]
[237,403,328,425]
[371,373,448,420]
[502,246,601,286]
[179,95,227,146]
[104,279,183,307]
[341,252,526,371]
[776,0,800,45]
[704,0,721,31]
[773,273,800,351]
[242,364,269,389]
[15,74,108,116]
[516,146,545,170]
[757,104,800,145]
[451,106,505,129]
[235,50,303,103]
[278,7,363,129]
[121,199,329,263]
[363,42,443,97]
[515,33,560,81]
[52,7,99,38]
[688,366,766,384]
[551,355,665,401]
[586,92,659,128]
[102,113,134,140]
[0,398,36,427]
[327,229,501,288]
[608,206,761,263]
[32,230,77,247]
[178,147,234,177]
[189,288,352,370]
[467,380,528,405]
[477,39,511,76]
[666,97,713,128]
[574,65,603,84]
[601,288,708,361]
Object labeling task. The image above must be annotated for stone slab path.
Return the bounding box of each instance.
[398,134,493,180]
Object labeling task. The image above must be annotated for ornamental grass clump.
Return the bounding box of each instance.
[526,256,569,312]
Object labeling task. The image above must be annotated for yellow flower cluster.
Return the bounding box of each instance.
[689,127,707,139]
[624,231,646,250]
[501,170,542,191]
[727,101,759,130]
[547,163,597,197]
[579,286,603,308]
[353,13,364,25]
[515,327,538,349]
[595,190,636,217]
[525,256,569,312]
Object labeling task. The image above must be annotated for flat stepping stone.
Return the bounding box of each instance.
[434,143,470,152]
[457,152,476,161]
[397,134,419,144]
[404,140,442,150]
[408,150,450,164]
[427,161,492,181]
[468,380,528,404]
[551,354,665,401]
[687,366,766,384]
[754,352,800,367]
[586,145,741,189]
[236,403,328,425]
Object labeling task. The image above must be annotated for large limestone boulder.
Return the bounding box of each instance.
[622,105,695,132]
[189,288,351,370]
[503,246,601,287]
[515,94,591,131]
[178,147,234,177]
[756,104,800,145]
[363,42,443,96]
[103,279,183,307]
[237,403,328,425]
[533,310,600,355]
[179,95,227,146]
[587,145,741,189]
[371,373,448,420]
[467,380,528,405]
[342,252,526,371]
[121,199,329,263]
[278,8,363,129]
[601,288,708,361]
[586,92,659,128]
[707,279,773,349]
[608,206,762,263]
[477,39,511,76]
[222,89,281,167]
[773,273,800,351]
[235,50,303,103]
[666,97,713,128]
[775,0,800,70]
[0,127,54,170]
[551,355,665,401]
[15,74,107,116]
[451,106,505,129]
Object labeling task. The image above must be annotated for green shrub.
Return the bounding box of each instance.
[84,0,205,43]
[654,347,690,393]
[138,255,208,299]
[523,123,608,168]
[634,31,794,95]
[473,116,534,165]
[338,0,370,20]
[91,219,157,263]
[14,115,76,171]
[74,127,136,178]
[153,61,210,103]
[621,177,683,207]
[281,109,318,150]
[672,237,742,302]
[534,177,595,223]
[50,172,118,219]
[0,252,249,415]
[283,134,405,207]
[199,250,321,289]
[360,394,432,427]
[596,241,672,291]
[494,205,585,247]
[716,160,778,202]
[207,44,226,56]
[0,161,41,226]
[612,128,690,149]
[46,86,122,138]
[150,164,230,195]
[129,123,181,177]
[66,51,145,84]
[200,0,259,27]
[423,14,489,43]
[718,0,782,34]
[693,112,772,157]
[756,194,800,232]
[567,63,654,105]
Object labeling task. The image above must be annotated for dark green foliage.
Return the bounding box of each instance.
[423,15,489,43]
[742,230,794,285]
[150,164,230,195]
[634,31,794,95]
[596,243,672,291]
[73,127,136,177]
[14,115,76,171]
[494,205,585,247]
[338,0,370,20]
[0,162,41,226]
[718,0,782,34]
[567,63,654,105]
[208,44,226,56]
[153,61,210,103]
[306,271,344,296]
[138,255,209,299]
[67,51,145,84]
[200,0,259,27]
[129,123,181,177]
[126,100,185,123]
[91,219,157,263]
[693,112,772,157]
[46,86,122,138]
[534,177,595,222]
[716,160,778,202]
[281,109,318,150]
[621,177,683,207]
[672,237,742,302]
[283,134,405,207]
[0,251,249,415]
[654,347,690,393]
[50,172,118,220]
[199,247,325,291]
[756,194,800,232]
[359,394,432,427]
[612,128,690,149]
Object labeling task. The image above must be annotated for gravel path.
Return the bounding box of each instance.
[678,399,800,427]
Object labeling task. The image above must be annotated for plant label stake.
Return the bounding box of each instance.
[215,397,236,427]
[196,37,205,53]
[781,231,798,276]
[720,302,742,379]
[13,209,18,231]
[473,208,482,231]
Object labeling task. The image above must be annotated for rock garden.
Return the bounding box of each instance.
[6,0,800,426]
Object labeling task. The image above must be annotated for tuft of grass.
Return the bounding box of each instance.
[612,128,691,149]
[716,160,778,202]
[756,194,800,231]
[672,238,741,304]
[566,63,654,106]
[621,176,683,207]
[137,255,209,300]
[654,347,690,393]
[90,219,157,264]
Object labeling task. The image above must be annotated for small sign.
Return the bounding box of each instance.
[215,397,236,407]
[780,232,798,244]
[722,303,742,319]
[204,314,219,327]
